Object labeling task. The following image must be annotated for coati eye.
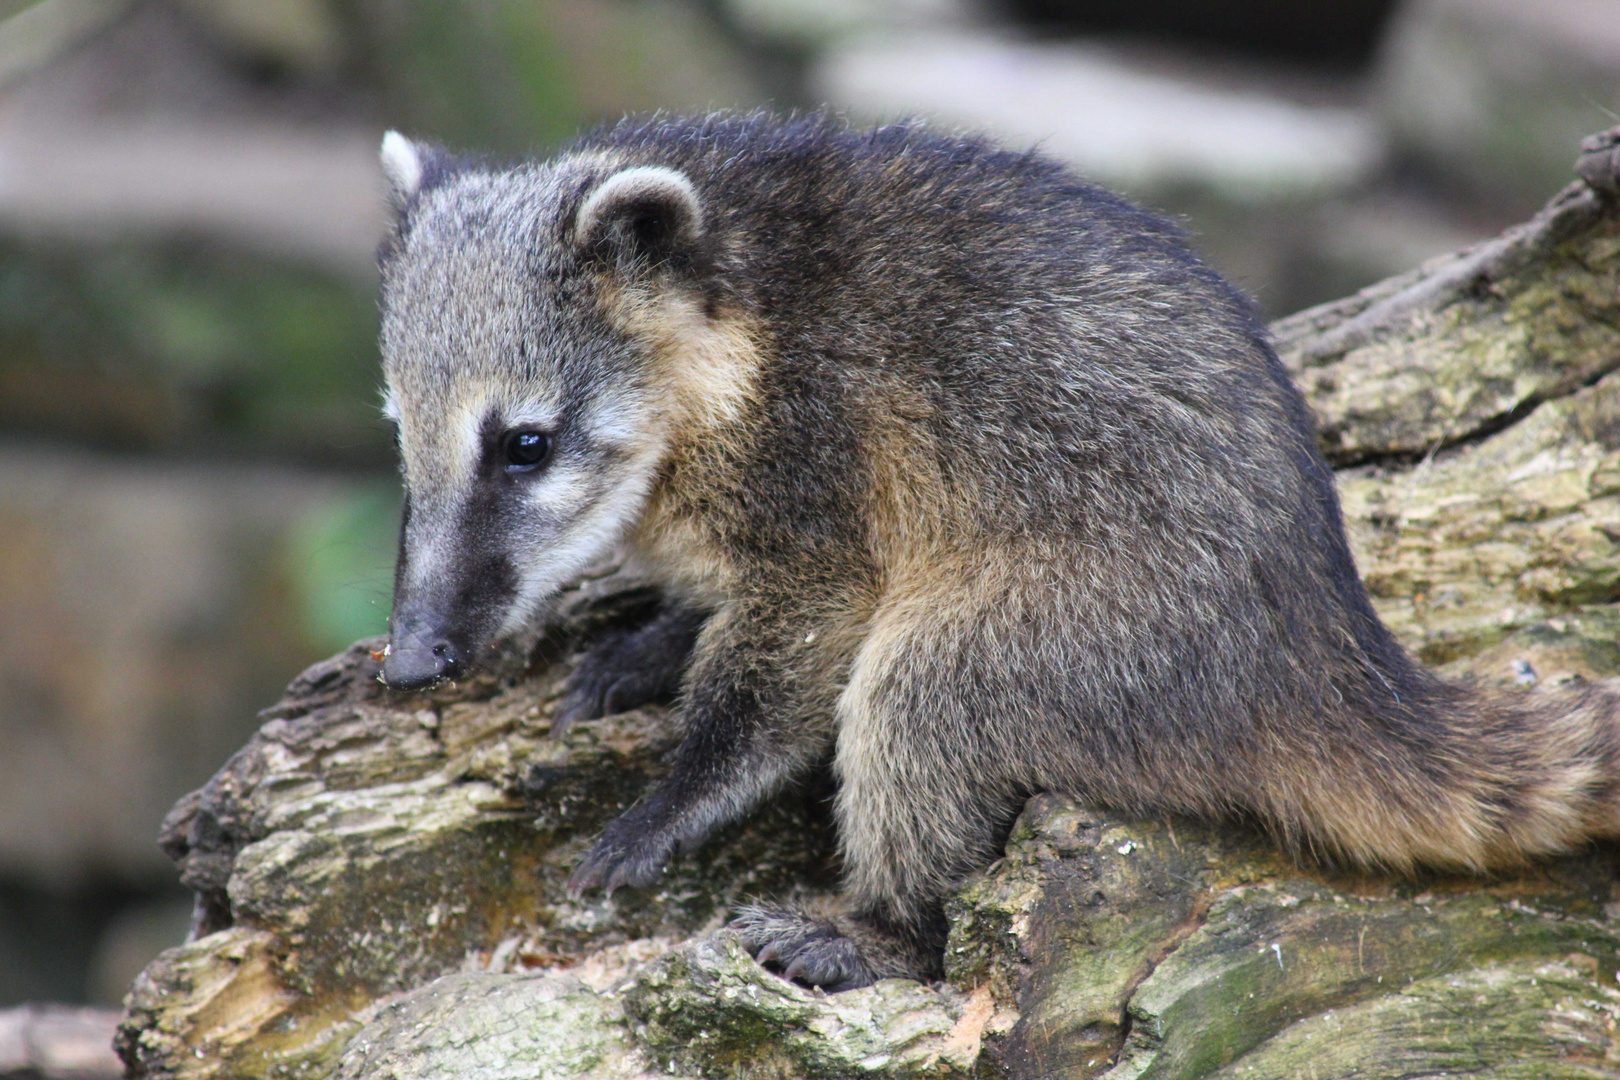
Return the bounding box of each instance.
[502,429,553,473]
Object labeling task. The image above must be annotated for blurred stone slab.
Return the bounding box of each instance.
[0,0,384,278]
[0,118,388,279]
[1287,192,1492,307]
[814,31,1382,200]
[722,0,975,48]
[0,0,762,278]
[0,1004,122,1080]
[1379,0,1620,211]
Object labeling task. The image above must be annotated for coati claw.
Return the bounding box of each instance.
[568,803,680,896]
[553,608,705,736]
[730,906,876,992]
[567,843,668,896]
[781,947,868,993]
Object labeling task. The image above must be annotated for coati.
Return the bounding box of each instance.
[375,111,1620,992]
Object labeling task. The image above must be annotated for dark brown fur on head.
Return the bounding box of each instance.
[376,112,1620,990]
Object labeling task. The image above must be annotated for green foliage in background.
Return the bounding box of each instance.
[0,237,389,466]
[342,0,762,156]
[347,0,584,153]
[288,485,400,653]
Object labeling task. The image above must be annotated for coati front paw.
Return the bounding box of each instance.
[730,906,877,992]
[568,797,682,895]
[554,608,704,733]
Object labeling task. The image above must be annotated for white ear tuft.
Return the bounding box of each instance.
[380,131,425,203]
[574,165,704,249]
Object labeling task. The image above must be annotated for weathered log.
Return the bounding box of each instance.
[119,133,1620,1080]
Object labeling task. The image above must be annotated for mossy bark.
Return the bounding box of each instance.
[120,134,1620,1079]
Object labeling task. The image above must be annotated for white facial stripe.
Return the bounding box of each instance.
[501,399,563,432]
[399,403,470,500]
[455,398,485,466]
[390,362,667,642]
[402,509,459,595]
[523,462,594,515]
[581,391,646,447]
[497,441,667,635]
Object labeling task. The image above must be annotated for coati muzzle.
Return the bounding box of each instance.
[382,603,467,690]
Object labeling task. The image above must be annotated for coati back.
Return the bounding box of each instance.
[376,112,1620,990]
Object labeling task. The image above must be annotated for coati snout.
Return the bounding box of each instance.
[375,113,1620,992]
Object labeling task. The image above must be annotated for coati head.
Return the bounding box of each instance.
[374,133,742,689]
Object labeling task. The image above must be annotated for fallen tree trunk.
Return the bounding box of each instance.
[118,132,1620,1080]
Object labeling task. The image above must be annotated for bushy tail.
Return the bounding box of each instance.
[1256,678,1620,874]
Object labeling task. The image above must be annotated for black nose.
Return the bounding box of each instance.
[382,628,463,691]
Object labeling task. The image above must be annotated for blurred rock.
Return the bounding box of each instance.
[0,1004,122,1080]
[0,121,388,280]
[0,0,133,94]
[721,0,977,49]
[0,878,153,1007]
[816,31,1382,199]
[0,444,393,887]
[1282,192,1489,308]
[1378,0,1620,213]
[0,236,391,467]
[0,1,385,277]
[0,0,769,466]
[85,898,194,1009]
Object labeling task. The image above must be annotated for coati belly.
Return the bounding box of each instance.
[373,113,1620,991]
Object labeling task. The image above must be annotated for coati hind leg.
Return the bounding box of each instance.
[735,607,1029,990]
[555,600,708,733]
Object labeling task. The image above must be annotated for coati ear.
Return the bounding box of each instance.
[380,131,423,203]
[573,166,705,274]
[379,131,461,212]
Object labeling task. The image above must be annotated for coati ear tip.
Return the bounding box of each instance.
[380,130,425,204]
[574,165,704,252]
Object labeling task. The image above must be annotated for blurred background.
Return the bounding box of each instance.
[0,0,1613,1023]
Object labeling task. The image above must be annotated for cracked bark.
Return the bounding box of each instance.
[118,131,1620,1080]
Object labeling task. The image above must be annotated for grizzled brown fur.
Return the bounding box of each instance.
[375,113,1620,991]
